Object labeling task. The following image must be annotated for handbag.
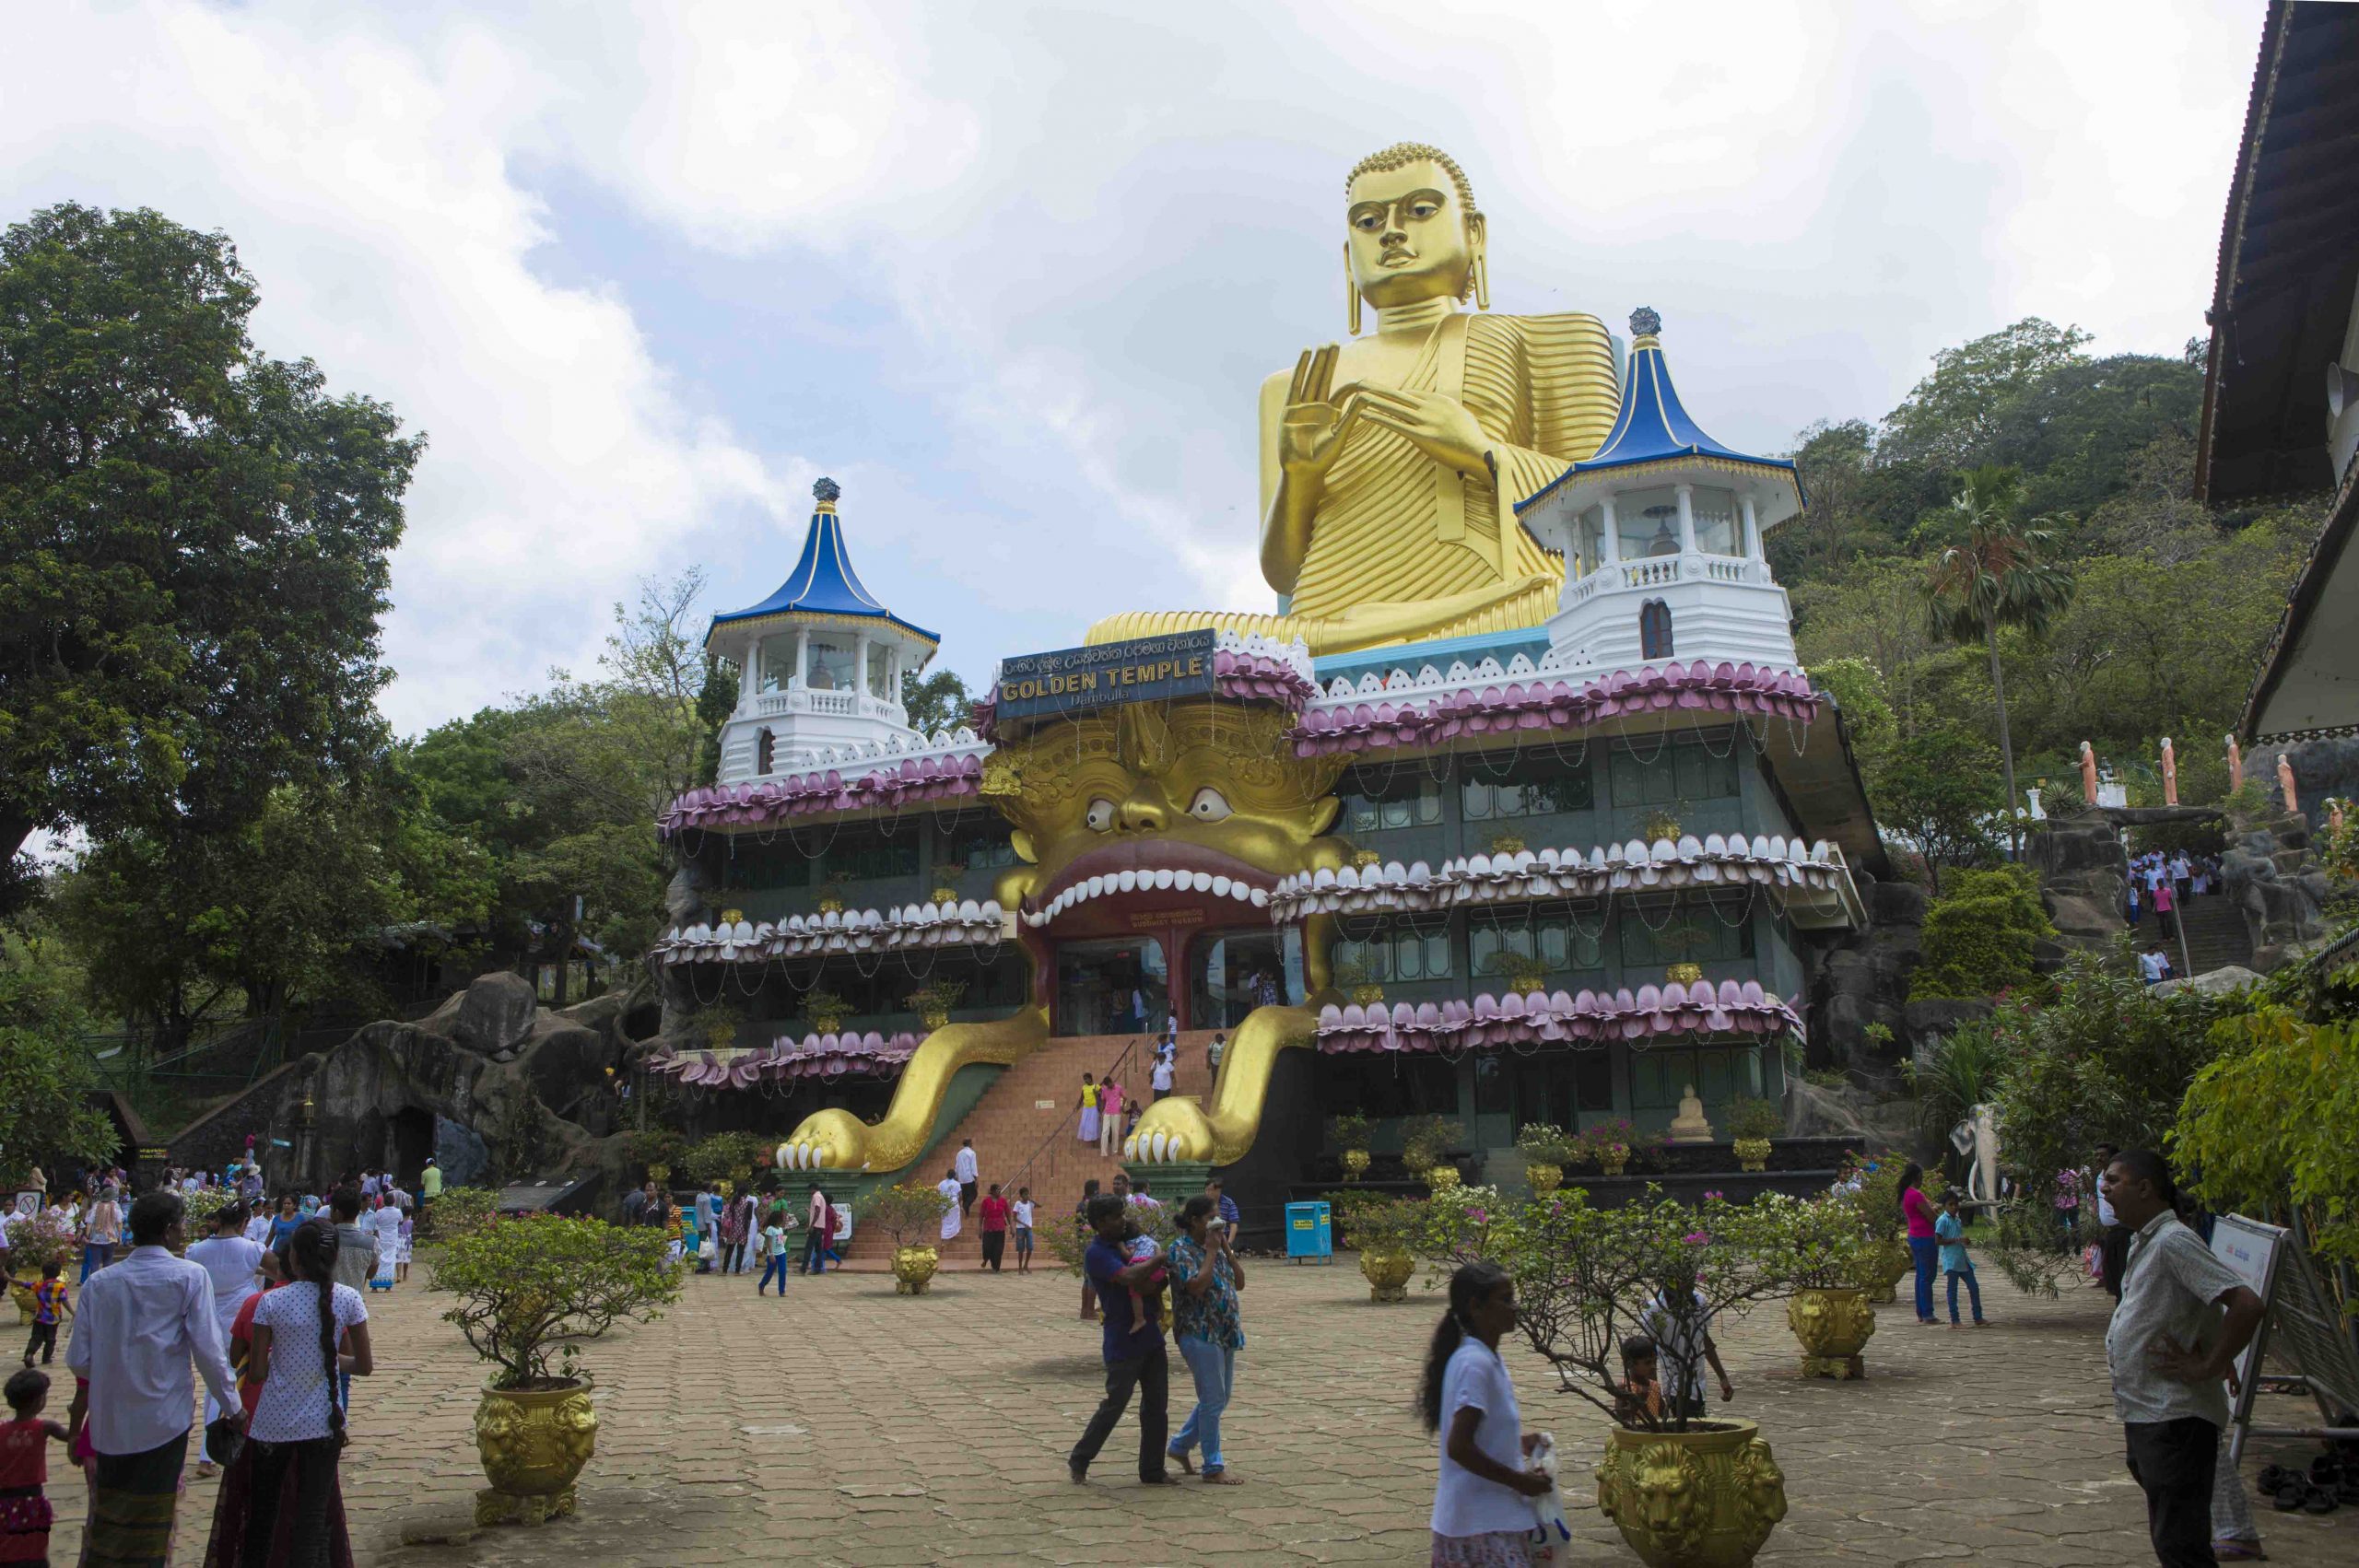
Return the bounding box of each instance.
[204,1413,245,1469]
[698,1235,718,1261]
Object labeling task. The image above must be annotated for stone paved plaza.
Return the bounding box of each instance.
[40,1258,2358,1566]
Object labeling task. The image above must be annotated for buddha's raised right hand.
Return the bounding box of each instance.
[1278,345,1356,481]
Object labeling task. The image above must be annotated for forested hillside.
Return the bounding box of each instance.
[1774,319,2323,851]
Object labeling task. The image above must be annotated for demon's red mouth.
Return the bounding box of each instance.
[1019,839,1274,929]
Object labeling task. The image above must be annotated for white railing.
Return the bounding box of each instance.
[1563,553,1767,599]
[740,689,904,722]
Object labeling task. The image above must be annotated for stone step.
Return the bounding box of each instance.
[832,1030,1224,1266]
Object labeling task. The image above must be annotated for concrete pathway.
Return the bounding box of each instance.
[45,1258,2355,1564]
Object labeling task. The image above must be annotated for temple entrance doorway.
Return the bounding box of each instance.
[1053,937,1168,1037]
[390,1107,436,1188]
[1187,928,1303,1030]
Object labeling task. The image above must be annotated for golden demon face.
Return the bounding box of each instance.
[982,703,1345,927]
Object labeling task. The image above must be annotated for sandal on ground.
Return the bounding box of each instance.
[2301,1484,2339,1515]
[2256,1464,2294,1493]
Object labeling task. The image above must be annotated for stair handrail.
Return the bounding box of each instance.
[1004,1036,1144,1205]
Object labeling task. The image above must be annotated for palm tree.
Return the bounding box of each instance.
[1923,466,2074,850]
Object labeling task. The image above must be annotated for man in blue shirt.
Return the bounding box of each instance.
[1067,1193,1172,1485]
[1205,1177,1241,1242]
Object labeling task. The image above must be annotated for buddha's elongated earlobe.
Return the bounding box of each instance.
[1468,214,1490,310]
[1345,243,1362,336]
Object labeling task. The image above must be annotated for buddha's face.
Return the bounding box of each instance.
[1346,158,1477,310]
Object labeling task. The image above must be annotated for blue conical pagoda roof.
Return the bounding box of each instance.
[709,478,939,648]
[1519,310,1801,513]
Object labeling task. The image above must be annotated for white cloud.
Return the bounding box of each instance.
[1,0,2263,730]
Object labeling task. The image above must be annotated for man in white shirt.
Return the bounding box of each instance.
[2099,1149,2263,1568]
[65,1190,242,1557]
[953,1139,980,1220]
[1151,1054,1176,1101]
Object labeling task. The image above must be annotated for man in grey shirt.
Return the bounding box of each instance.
[2099,1149,2264,1568]
[329,1186,374,1410]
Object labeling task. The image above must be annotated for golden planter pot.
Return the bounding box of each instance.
[1860,1240,1909,1304]
[1731,1138,1771,1173]
[1527,1162,1563,1195]
[892,1245,940,1295]
[1348,984,1386,1006]
[921,1010,951,1032]
[1665,962,1705,986]
[473,1378,597,1527]
[8,1277,38,1326]
[1359,1248,1414,1303]
[1426,1165,1461,1192]
[1341,1148,1371,1181]
[1595,1418,1788,1568]
[931,886,959,905]
[1599,1148,1631,1177]
[1787,1286,1877,1379]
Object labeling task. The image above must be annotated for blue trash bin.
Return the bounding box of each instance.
[1285,1199,1332,1263]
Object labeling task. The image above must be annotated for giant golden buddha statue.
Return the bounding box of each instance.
[1087,143,1619,655]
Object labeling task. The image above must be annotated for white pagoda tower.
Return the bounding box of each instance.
[1520,310,1803,674]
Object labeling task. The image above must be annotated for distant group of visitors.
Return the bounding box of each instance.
[2125,848,2219,938]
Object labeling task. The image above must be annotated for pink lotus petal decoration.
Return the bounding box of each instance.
[1309,985,1801,1056]
[1293,662,1818,758]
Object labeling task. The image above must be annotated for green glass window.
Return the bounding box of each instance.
[1609,735,1741,810]
[1334,922,1453,984]
[1629,1046,1766,1110]
[1461,752,1593,822]
[826,835,921,883]
[1467,909,1605,981]
[1618,910,1755,968]
[1339,767,1446,835]
[945,824,1023,872]
[724,837,814,889]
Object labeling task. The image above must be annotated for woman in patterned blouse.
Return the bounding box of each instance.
[1166,1196,1248,1485]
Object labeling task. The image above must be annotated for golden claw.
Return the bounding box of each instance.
[776,1006,1050,1175]
[1123,1003,1315,1166]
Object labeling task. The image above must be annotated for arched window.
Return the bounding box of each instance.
[1639,600,1674,661]
[757,728,776,775]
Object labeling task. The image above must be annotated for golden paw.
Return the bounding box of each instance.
[1123,1097,1215,1164]
[777,1108,867,1171]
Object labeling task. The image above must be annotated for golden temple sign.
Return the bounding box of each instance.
[995,630,1215,720]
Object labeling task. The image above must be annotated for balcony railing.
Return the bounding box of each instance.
[1562,552,1771,609]
[740,688,905,723]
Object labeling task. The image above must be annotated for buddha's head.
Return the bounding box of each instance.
[1344,142,1487,319]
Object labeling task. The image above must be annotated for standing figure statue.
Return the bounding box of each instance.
[1087,144,1620,655]
[2278,753,2299,814]
[2226,733,2244,793]
[2160,737,2177,806]
[2079,740,2098,804]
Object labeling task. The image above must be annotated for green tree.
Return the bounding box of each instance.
[0,946,118,1175]
[1875,727,2003,891]
[1923,467,2074,845]
[1880,318,2092,471]
[900,667,973,734]
[1910,865,2055,1000]
[0,204,421,880]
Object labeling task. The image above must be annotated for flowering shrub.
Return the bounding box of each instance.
[430,1215,678,1389]
[861,1182,955,1246]
[1414,1186,1791,1432]
[1513,1123,1578,1165]
[3,1211,75,1277]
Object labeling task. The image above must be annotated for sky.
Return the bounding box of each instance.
[3,0,2265,736]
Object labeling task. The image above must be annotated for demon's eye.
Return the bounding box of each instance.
[1086,798,1116,832]
[1188,787,1232,822]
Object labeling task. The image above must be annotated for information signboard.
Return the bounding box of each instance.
[2214,1213,2359,1464]
[993,631,1217,724]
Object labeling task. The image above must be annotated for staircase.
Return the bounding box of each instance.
[2170,892,2255,976]
[835,1031,1222,1270]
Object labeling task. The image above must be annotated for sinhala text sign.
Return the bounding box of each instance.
[993,630,1216,722]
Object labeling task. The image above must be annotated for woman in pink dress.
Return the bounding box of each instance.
[1097,1078,1124,1156]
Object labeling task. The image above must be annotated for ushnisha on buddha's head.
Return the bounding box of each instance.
[1344,142,1488,319]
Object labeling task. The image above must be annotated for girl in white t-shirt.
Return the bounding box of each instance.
[1416,1261,1549,1566]
[207,1217,373,1565]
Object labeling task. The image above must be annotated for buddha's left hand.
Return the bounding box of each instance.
[1343,383,1490,475]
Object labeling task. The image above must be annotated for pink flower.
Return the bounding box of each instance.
[1703,1190,1724,1200]
[1684,1231,1711,1246]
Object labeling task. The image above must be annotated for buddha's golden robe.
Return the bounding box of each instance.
[1087,310,1619,654]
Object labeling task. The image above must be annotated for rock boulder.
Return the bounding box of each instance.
[452,971,539,1057]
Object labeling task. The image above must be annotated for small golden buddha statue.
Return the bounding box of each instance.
[1089,143,1619,655]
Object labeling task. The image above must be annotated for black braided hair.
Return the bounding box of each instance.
[289,1218,345,1445]
[1417,1261,1510,1433]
